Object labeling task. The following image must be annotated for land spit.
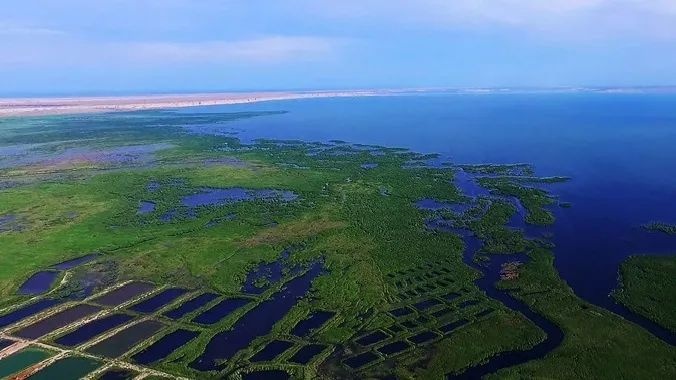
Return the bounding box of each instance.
[0,89,405,117]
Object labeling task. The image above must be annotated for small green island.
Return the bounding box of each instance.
[614,256,676,333]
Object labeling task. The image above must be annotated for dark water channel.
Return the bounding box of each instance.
[435,172,565,378]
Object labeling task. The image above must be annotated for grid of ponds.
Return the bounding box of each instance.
[0,249,509,378]
[340,259,499,371]
[0,260,335,379]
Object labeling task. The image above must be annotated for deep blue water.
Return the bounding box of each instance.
[179,93,676,329]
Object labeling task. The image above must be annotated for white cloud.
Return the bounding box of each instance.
[116,37,339,64]
[302,0,676,40]
[0,21,66,36]
[0,36,342,67]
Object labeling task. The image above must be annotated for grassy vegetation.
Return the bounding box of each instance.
[490,247,676,379]
[613,255,676,333]
[1,110,675,379]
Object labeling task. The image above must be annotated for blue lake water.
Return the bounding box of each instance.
[18,271,60,295]
[179,94,676,332]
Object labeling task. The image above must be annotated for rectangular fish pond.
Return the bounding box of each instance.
[163,292,219,320]
[249,340,294,362]
[128,288,187,313]
[91,282,155,307]
[356,330,390,346]
[98,367,138,380]
[54,313,134,347]
[344,351,380,369]
[191,297,250,325]
[28,355,101,380]
[288,344,327,364]
[86,319,164,358]
[12,304,102,339]
[131,328,199,365]
[0,299,63,329]
[0,338,13,350]
[0,347,52,378]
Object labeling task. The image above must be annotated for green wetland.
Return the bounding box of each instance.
[0,94,675,379]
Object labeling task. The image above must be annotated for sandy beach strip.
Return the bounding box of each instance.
[0,89,403,117]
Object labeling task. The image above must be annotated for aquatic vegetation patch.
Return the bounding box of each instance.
[240,250,297,294]
[182,187,298,208]
[0,214,26,233]
[643,222,676,235]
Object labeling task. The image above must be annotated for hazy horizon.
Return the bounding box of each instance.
[3,1,676,94]
[4,85,676,99]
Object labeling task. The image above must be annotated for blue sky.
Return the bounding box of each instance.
[2,0,676,95]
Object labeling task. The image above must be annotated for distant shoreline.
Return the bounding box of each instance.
[3,86,676,117]
[0,89,406,117]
